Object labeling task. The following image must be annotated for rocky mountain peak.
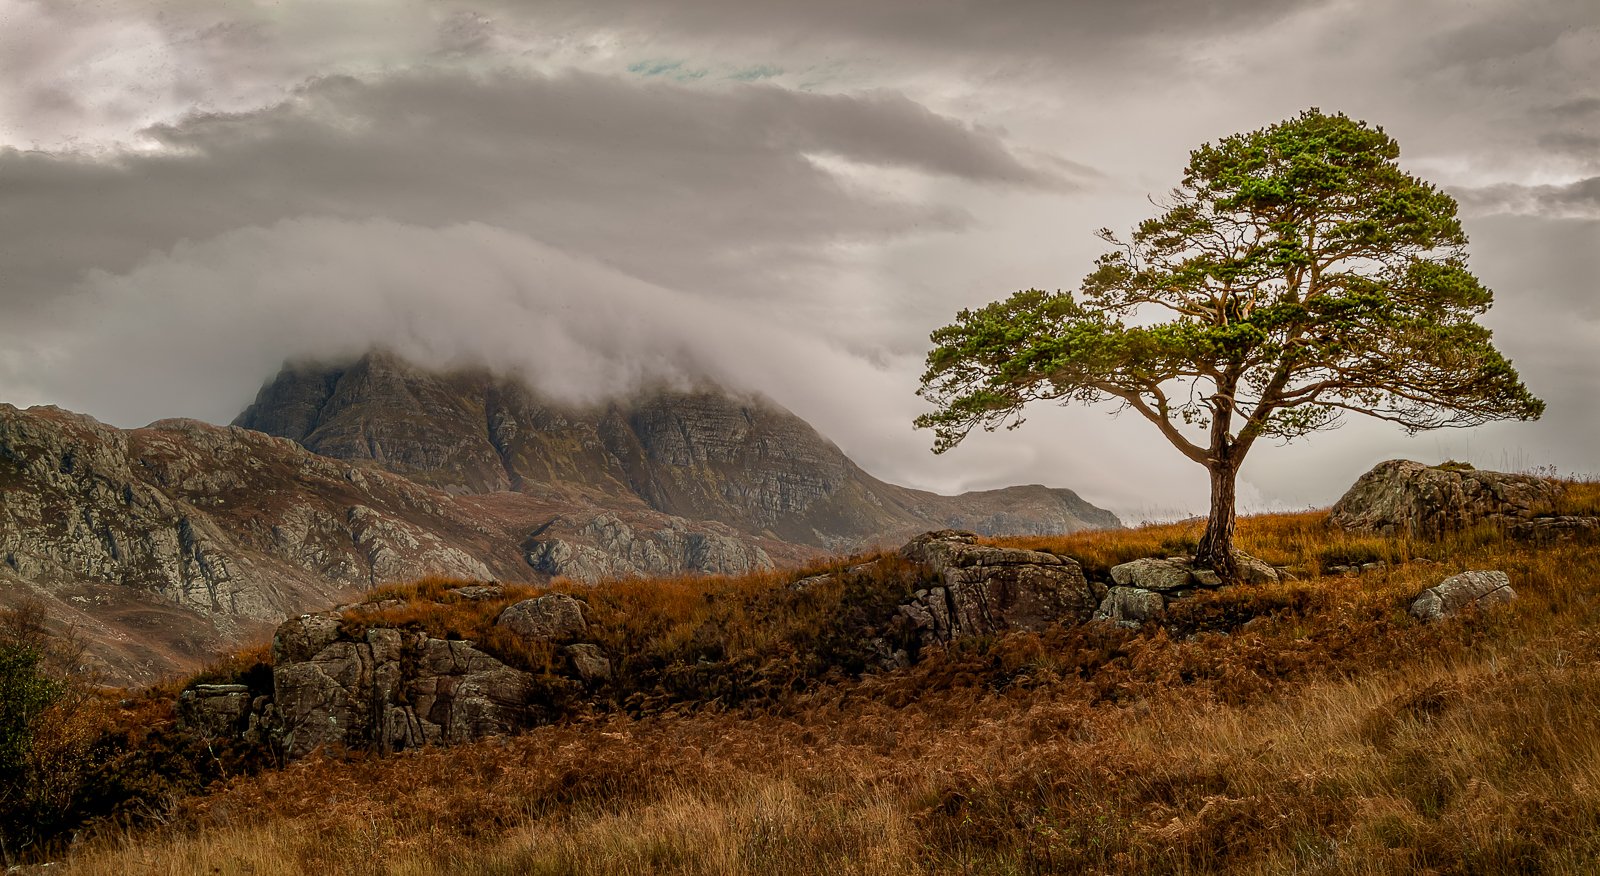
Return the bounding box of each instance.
[235,351,1120,550]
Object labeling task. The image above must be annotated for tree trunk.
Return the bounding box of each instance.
[1194,462,1239,582]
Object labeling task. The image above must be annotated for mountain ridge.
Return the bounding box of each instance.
[233,350,1121,549]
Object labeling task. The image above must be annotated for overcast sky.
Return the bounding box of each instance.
[1,0,1595,521]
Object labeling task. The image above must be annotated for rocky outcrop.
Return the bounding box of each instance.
[248,600,627,757]
[1331,460,1563,537]
[1409,570,1516,623]
[1089,552,1281,628]
[197,530,1305,760]
[242,531,1119,759]
[235,352,1121,551]
[895,531,1104,645]
[268,613,539,758]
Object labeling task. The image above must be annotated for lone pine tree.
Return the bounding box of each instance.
[916,109,1543,582]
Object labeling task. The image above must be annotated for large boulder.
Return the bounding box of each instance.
[1331,460,1562,537]
[1409,570,1516,623]
[1110,558,1194,592]
[496,594,589,641]
[1232,552,1283,586]
[1093,587,1166,628]
[896,531,1104,644]
[270,614,536,758]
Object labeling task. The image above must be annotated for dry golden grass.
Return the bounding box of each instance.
[56,504,1600,875]
[1555,479,1600,517]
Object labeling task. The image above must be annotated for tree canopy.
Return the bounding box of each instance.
[916,108,1543,577]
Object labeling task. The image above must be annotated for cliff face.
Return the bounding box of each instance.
[234,351,1120,550]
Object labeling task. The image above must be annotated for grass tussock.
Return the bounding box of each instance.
[43,502,1600,874]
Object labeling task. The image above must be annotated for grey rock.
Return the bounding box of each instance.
[1409,570,1517,623]
[1331,460,1563,537]
[274,613,345,663]
[900,529,1064,570]
[178,683,253,737]
[1507,516,1600,544]
[496,594,588,641]
[898,600,936,631]
[1110,557,1195,592]
[1116,552,1278,588]
[565,643,613,684]
[867,637,911,671]
[1093,587,1166,628]
[897,531,1101,645]
[270,615,535,758]
[1234,552,1282,585]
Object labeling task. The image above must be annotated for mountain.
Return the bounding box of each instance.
[0,351,1117,683]
[234,351,1120,550]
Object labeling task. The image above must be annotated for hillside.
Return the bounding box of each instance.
[14,480,1600,874]
[0,405,802,685]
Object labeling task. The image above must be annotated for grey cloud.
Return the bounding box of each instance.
[1452,177,1600,219]
[0,218,903,423]
[0,69,1065,327]
[487,0,1327,61]
[1423,3,1590,72]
